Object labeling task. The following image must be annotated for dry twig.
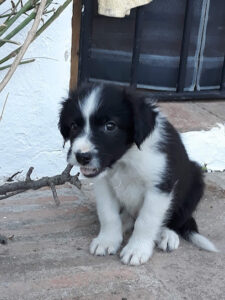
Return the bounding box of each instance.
[25,166,33,181]
[49,180,60,206]
[7,170,22,182]
[0,0,48,93]
[0,164,81,204]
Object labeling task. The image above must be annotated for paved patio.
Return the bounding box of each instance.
[0,101,225,299]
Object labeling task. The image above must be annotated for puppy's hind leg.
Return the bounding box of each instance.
[156,227,180,252]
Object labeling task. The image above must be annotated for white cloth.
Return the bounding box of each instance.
[98,0,153,18]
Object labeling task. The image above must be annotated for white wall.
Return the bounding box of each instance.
[0,2,76,182]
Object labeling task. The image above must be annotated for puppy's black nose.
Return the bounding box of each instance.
[76,152,92,165]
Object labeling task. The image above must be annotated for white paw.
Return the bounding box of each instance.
[120,239,154,265]
[90,234,122,256]
[157,228,179,252]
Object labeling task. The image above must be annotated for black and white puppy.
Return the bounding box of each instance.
[59,84,218,265]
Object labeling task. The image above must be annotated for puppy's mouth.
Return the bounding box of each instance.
[80,166,102,178]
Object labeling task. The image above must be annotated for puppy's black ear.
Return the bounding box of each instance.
[58,98,71,142]
[125,90,158,148]
[58,89,77,142]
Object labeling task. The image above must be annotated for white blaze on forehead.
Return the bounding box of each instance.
[72,86,101,154]
[80,86,101,120]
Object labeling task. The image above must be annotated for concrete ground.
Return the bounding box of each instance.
[159,100,225,132]
[0,101,225,300]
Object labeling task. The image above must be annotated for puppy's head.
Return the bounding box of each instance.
[58,84,157,178]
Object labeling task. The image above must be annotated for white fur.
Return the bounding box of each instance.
[91,115,174,265]
[190,233,218,252]
[156,227,180,251]
[120,189,171,265]
[79,86,101,136]
[90,177,123,255]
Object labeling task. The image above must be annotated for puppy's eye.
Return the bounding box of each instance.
[71,122,78,131]
[105,121,117,132]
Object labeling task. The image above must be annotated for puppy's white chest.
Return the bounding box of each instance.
[108,164,145,215]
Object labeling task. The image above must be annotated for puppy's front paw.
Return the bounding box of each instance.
[90,234,122,256]
[157,228,179,252]
[120,239,154,265]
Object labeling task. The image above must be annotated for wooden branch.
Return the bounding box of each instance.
[0,190,25,200]
[7,170,22,182]
[25,166,33,181]
[0,165,81,202]
[49,181,60,206]
[0,0,48,93]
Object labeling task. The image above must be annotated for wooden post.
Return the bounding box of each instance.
[70,0,82,89]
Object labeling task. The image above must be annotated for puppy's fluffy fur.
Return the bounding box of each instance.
[59,84,217,265]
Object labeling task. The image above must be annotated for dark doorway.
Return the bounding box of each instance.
[78,0,225,100]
